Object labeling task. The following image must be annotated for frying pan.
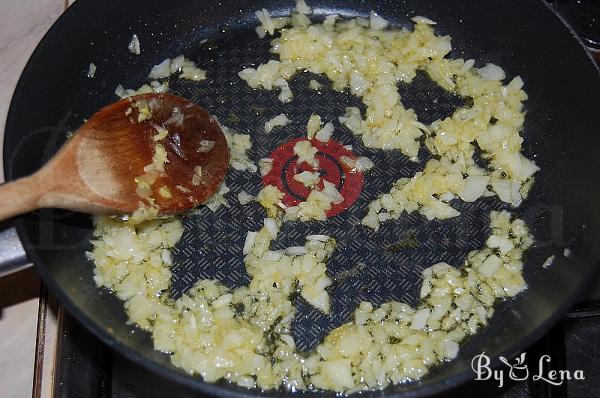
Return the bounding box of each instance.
[3,0,600,396]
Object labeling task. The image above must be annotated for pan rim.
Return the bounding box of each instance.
[4,0,600,396]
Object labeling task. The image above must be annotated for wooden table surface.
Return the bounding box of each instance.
[0,1,68,397]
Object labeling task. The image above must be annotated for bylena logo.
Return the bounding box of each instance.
[471,352,585,388]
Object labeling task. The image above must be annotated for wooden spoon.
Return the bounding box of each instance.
[0,93,229,220]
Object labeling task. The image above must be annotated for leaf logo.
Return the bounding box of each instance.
[499,353,529,381]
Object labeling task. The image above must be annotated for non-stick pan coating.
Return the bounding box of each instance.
[5,0,600,396]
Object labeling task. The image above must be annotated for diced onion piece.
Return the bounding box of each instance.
[243,231,257,255]
[542,255,555,269]
[150,144,168,173]
[293,140,319,167]
[320,360,354,390]
[321,180,344,205]
[264,113,291,133]
[323,14,339,27]
[274,77,294,102]
[411,15,437,25]
[197,140,215,153]
[350,71,369,96]
[486,235,514,254]
[461,59,475,73]
[152,125,169,141]
[128,34,141,55]
[460,175,489,202]
[259,158,274,177]
[491,178,522,206]
[175,185,190,193]
[295,0,311,14]
[479,254,501,277]
[294,171,321,188]
[192,165,203,185]
[237,191,254,205]
[411,308,430,330]
[264,218,279,239]
[170,55,185,74]
[87,63,97,78]
[338,107,362,135]
[291,12,312,28]
[306,234,330,242]
[309,79,323,90]
[307,114,322,139]
[148,58,172,79]
[369,11,389,30]
[285,246,308,256]
[256,9,275,35]
[166,108,184,126]
[340,156,356,169]
[354,156,374,172]
[158,186,172,198]
[204,182,230,211]
[478,63,506,81]
[315,122,334,142]
[443,340,459,359]
[180,62,206,81]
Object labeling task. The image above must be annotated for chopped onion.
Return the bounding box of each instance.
[286,246,308,256]
[315,122,334,142]
[87,63,97,78]
[307,114,322,139]
[460,175,489,202]
[237,191,254,205]
[411,15,437,25]
[295,0,311,14]
[340,156,356,169]
[256,9,275,35]
[152,125,169,141]
[293,140,319,167]
[170,55,185,74]
[166,108,184,126]
[294,171,320,188]
[354,156,374,172]
[542,255,555,269]
[259,158,274,177]
[486,235,514,254]
[461,59,475,73]
[321,181,344,205]
[291,12,312,28]
[158,186,172,198]
[369,11,389,30]
[148,58,172,79]
[411,308,430,330]
[265,113,291,133]
[479,254,501,277]
[264,218,279,239]
[309,79,323,90]
[478,63,506,81]
[243,231,257,255]
[128,34,141,55]
[306,234,330,242]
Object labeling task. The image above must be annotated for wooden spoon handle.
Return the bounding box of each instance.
[0,175,42,221]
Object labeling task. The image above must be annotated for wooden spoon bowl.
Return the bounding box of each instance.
[0,93,229,220]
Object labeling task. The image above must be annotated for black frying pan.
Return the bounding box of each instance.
[3,0,600,396]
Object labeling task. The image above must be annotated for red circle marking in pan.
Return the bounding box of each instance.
[262,138,364,218]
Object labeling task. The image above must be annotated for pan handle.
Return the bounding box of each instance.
[0,223,30,277]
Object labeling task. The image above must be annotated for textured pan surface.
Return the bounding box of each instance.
[5,0,600,396]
